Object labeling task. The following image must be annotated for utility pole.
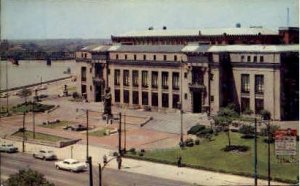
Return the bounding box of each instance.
[267,122,271,186]
[98,163,102,186]
[123,113,126,153]
[0,152,2,186]
[32,99,35,139]
[22,111,26,152]
[118,112,122,155]
[86,109,89,159]
[180,58,184,146]
[87,156,93,186]
[254,118,257,186]
[5,60,8,114]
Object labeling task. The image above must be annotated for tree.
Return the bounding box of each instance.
[213,107,238,147]
[5,169,54,186]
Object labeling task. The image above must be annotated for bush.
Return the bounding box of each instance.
[239,125,255,135]
[129,148,136,154]
[223,145,249,152]
[260,110,271,120]
[196,128,213,137]
[139,152,144,156]
[243,108,253,115]
[263,138,275,144]
[260,125,280,136]
[187,124,206,135]
[195,139,200,145]
[184,138,194,147]
[230,128,239,132]
[72,92,80,99]
[141,149,146,153]
[241,134,256,139]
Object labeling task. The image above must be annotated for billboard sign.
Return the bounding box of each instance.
[275,129,297,156]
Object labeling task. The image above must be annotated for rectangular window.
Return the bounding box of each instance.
[143,55,146,60]
[210,96,214,102]
[132,91,139,104]
[153,55,156,61]
[172,72,179,90]
[184,93,188,100]
[241,74,250,93]
[132,70,139,87]
[114,70,120,85]
[81,67,87,81]
[255,75,264,94]
[125,54,127,60]
[162,93,169,108]
[241,55,245,62]
[241,98,250,112]
[247,56,251,62]
[260,56,264,62]
[142,71,148,87]
[134,54,137,60]
[253,56,257,62]
[115,89,120,102]
[90,85,92,91]
[172,94,179,109]
[255,99,264,114]
[124,90,129,103]
[152,93,158,106]
[152,71,158,88]
[123,70,129,86]
[116,54,119,60]
[163,55,167,61]
[142,92,148,105]
[174,55,178,61]
[184,72,187,78]
[162,72,169,89]
[90,67,92,73]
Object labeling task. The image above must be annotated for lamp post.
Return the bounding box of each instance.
[254,118,258,186]
[22,111,26,152]
[179,58,184,147]
[261,115,271,186]
[99,154,121,186]
[32,98,35,139]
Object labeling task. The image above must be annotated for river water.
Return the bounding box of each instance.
[0,60,77,90]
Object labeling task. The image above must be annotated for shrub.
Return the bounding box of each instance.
[239,125,255,135]
[187,124,206,135]
[141,149,146,153]
[113,152,119,156]
[184,138,194,147]
[263,138,275,144]
[243,108,253,115]
[223,145,249,152]
[129,148,136,153]
[195,139,200,145]
[139,152,144,156]
[230,128,239,132]
[241,134,256,139]
[196,128,213,137]
[72,92,80,99]
[260,110,271,120]
[260,125,280,136]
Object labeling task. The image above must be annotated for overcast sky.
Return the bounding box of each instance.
[1,0,299,39]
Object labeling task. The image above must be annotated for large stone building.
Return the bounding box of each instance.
[76,27,299,120]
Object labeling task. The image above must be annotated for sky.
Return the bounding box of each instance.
[1,0,299,39]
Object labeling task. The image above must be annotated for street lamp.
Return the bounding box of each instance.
[261,115,271,186]
[99,154,122,186]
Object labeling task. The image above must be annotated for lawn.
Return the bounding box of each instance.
[89,128,107,137]
[40,120,71,129]
[12,131,68,143]
[127,132,298,183]
[11,102,55,113]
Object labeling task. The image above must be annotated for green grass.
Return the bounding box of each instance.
[89,128,108,137]
[40,120,71,129]
[13,131,68,142]
[127,132,298,183]
[67,86,77,92]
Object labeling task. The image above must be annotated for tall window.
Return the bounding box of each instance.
[81,67,86,81]
[123,70,129,86]
[172,72,179,90]
[247,56,251,62]
[124,90,129,103]
[114,70,120,85]
[174,55,178,61]
[152,93,158,106]
[241,74,250,93]
[142,71,148,87]
[162,93,169,108]
[260,56,264,62]
[116,54,119,60]
[142,92,148,105]
[162,72,169,89]
[255,75,264,94]
[241,98,250,112]
[125,54,127,60]
[163,55,167,61]
[132,70,139,87]
[241,55,245,62]
[143,55,146,60]
[153,55,156,61]
[133,91,139,104]
[152,71,158,88]
[253,56,257,62]
[172,94,179,109]
[134,54,137,60]
[115,89,120,102]
[255,99,264,114]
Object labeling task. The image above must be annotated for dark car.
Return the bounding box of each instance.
[63,124,87,131]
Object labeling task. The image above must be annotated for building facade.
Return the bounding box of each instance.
[76,27,299,120]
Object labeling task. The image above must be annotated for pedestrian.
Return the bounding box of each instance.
[117,156,122,170]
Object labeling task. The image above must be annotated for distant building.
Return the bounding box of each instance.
[76,27,299,120]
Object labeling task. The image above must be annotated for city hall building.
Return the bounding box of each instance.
[76,27,299,121]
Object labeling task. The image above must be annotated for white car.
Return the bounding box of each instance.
[33,149,57,160]
[55,159,87,172]
[0,143,18,153]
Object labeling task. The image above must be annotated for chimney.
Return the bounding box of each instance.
[163,26,167,30]
[236,23,241,28]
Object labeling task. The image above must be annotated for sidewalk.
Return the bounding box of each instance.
[0,138,287,186]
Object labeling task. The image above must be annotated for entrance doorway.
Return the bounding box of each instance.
[193,92,202,113]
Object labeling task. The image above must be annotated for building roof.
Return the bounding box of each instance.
[81,45,111,52]
[113,27,278,38]
[181,44,210,53]
[208,44,299,53]
[108,44,185,53]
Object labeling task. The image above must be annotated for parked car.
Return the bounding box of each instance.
[0,143,18,153]
[33,149,57,160]
[55,159,87,172]
[63,124,87,131]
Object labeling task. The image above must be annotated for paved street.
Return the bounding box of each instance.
[0,152,190,186]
